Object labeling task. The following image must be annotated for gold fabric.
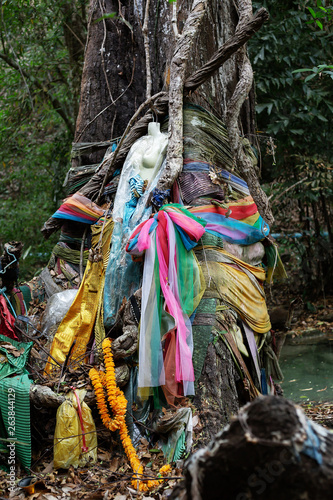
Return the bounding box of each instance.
[197,247,271,334]
[44,219,114,375]
[92,219,112,357]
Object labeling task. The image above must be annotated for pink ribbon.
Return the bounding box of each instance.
[71,386,88,453]
[156,212,194,384]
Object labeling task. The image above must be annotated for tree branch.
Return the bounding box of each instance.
[226,2,274,225]
[157,0,208,193]
[184,7,269,93]
[0,52,74,135]
[41,4,271,237]
[142,0,152,99]
[269,177,308,205]
[95,90,166,204]
[172,1,179,38]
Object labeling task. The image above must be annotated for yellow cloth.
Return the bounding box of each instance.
[44,219,114,375]
[197,248,271,334]
[54,389,97,469]
[93,219,112,358]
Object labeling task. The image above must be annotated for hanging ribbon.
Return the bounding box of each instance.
[126,205,206,399]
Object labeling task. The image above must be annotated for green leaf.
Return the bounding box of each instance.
[94,12,117,23]
[304,73,318,82]
[316,19,323,29]
[254,46,265,64]
[307,7,316,19]
[290,129,304,135]
[120,17,133,31]
[317,113,328,122]
[22,245,32,259]
[292,68,313,73]
[256,102,273,114]
[326,102,333,113]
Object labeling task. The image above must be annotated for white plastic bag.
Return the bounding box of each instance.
[41,289,77,337]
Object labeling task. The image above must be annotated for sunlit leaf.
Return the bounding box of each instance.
[94,12,117,24]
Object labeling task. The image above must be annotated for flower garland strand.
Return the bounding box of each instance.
[89,338,172,492]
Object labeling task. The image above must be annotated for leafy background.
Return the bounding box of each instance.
[249,0,333,296]
[0,0,86,278]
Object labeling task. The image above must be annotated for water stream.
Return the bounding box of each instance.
[279,343,333,403]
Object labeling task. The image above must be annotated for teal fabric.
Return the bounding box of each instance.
[0,335,33,469]
[158,407,192,463]
[0,335,33,381]
[0,374,32,470]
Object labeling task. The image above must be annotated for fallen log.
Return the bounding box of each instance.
[171,396,333,500]
[29,363,129,408]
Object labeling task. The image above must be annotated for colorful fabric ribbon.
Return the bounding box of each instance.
[196,247,272,334]
[127,201,272,399]
[52,193,104,224]
[182,160,250,196]
[0,294,18,340]
[188,200,270,245]
[126,205,206,400]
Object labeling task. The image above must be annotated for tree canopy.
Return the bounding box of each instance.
[0,0,86,277]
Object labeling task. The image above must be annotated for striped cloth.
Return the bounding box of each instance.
[52,193,104,224]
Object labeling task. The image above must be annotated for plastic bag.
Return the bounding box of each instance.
[54,389,97,469]
[41,289,77,337]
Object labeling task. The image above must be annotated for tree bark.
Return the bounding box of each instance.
[192,341,241,444]
[71,0,245,433]
[72,0,249,169]
[161,0,208,194]
[171,396,333,500]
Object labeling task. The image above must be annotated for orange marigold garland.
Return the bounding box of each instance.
[89,338,171,492]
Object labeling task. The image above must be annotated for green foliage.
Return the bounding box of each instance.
[250,0,333,172]
[292,64,333,82]
[249,1,333,295]
[95,12,117,23]
[307,0,333,30]
[294,157,333,202]
[0,0,87,280]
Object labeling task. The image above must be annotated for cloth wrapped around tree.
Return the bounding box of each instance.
[44,218,114,375]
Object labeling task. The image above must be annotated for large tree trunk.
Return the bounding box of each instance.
[52,0,267,444]
[73,0,252,168]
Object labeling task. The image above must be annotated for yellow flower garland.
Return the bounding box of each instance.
[89,338,172,491]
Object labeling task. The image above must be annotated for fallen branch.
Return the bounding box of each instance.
[29,362,130,408]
